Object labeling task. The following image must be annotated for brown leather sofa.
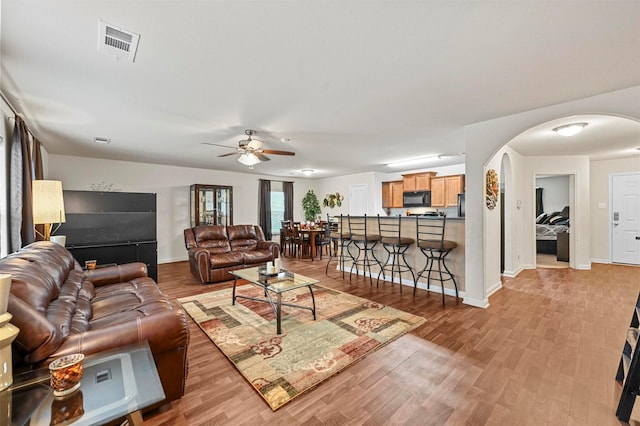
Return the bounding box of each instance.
[184,224,279,284]
[1,241,189,404]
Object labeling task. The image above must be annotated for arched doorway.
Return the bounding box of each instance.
[463,86,640,308]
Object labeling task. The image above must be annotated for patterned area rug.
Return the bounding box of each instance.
[177,283,426,410]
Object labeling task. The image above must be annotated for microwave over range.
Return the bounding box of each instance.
[403,191,431,207]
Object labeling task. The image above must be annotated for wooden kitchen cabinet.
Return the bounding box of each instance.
[430,174,465,207]
[430,177,446,207]
[445,175,465,207]
[402,172,436,191]
[382,180,404,208]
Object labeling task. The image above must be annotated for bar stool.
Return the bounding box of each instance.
[325,214,352,278]
[377,215,415,294]
[348,214,382,286]
[415,215,459,304]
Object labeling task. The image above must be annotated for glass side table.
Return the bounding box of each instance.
[2,340,165,426]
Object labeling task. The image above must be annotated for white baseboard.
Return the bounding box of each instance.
[158,256,187,264]
[501,265,525,278]
[463,296,489,309]
[591,258,609,264]
[577,263,592,270]
[486,280,502,297]
[338,266,465,298]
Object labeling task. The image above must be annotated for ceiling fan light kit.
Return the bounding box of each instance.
[205,129,295,169]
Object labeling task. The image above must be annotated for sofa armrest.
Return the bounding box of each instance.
[83,262,148,287]
[257,241,280,259]
[187,247,212,283]
[44,308,190,361]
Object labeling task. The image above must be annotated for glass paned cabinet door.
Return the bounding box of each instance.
[190,184,233,227]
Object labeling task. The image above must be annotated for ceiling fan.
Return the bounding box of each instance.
[203,129,295,168]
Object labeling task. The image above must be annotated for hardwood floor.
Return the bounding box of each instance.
[144,258,638,425]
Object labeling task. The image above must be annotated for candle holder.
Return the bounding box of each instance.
[49,353,85,396]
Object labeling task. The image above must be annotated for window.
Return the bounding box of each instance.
[271,183,285,234]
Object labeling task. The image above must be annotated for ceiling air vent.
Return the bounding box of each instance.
[98,21,140,63]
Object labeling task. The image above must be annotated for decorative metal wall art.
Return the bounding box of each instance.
[322,192,344,208]
[485,169,499,210]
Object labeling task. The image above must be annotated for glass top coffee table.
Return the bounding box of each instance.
[6,340,164,426]
[230,266,319,334]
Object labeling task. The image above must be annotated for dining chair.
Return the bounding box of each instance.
[280,220,293,256]
[292,222,311,259]
[315,221,332,260]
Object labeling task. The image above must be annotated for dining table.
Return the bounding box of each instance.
[297,226,324,260]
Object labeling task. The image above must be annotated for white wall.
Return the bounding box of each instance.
[536,175,570,213]
[48,154,317,263]
[465,85,640,308]
[590,157,640,263]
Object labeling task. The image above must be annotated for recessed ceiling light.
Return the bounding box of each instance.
[281,138,291,143]
[301,169,314,176]
[94,137,111,144]
[552,123,588,137]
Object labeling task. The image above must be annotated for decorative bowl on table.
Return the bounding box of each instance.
[49,353,85,396]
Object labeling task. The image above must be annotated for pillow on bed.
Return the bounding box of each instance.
[548,215,566,225]
[536,213,548,224]
[540,212,560,225]
[553,218,569,226]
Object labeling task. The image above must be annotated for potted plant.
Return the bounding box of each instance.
[302,190,322,221]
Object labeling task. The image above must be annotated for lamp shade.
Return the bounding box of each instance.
[32,180,66,224]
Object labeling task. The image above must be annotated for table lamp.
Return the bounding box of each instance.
[32,180,66,243]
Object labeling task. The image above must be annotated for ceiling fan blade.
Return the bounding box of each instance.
[262,149,295,156]
[255,153,271,162]
[217,151,239,157]
[202,142,238,149]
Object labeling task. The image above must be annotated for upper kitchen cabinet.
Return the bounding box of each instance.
[382,180,404,208]
[431,174,465,207]
[402,172,437,191]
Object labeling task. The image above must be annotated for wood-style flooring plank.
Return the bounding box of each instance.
[143,257,640,426]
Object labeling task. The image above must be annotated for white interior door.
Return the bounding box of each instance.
[612,173,640,265]
[349,184,368,215]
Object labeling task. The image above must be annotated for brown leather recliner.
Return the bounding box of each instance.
[184,224,279,284]
[2,241,189,405]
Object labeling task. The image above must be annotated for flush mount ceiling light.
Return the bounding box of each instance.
[386,155,442,168]
[552,123,588,137]
[301,169,314,176]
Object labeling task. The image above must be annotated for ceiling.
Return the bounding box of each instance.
[1,1,640,178]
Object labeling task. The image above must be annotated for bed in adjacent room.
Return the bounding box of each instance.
[535,206,569,255]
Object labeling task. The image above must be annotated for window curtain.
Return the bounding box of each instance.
[258,179,272,240]
[283,181,293,222]
[32,138,45,240]
[9,116,35,251]
[536,187,544,217]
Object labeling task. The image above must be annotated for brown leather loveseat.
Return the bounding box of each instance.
[184,224,279,284]
[1,241,189,404]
